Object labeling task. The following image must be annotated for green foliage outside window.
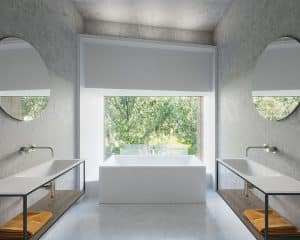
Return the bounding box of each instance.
[104,96,201,158]
[253,96,300,121]
[21,96,48,121]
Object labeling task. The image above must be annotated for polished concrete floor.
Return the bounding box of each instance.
[41,187,255,240]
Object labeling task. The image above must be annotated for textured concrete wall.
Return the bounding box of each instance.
[215,0,300,226]
[84,19,214,45]
[0,0,82,224]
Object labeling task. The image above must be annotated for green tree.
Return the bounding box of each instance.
[104,96,200,158]
[21,96,48,121]
[253,96,300,121]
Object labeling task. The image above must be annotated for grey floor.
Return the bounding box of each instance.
[41,187,255,240]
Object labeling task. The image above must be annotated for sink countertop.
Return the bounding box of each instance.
[218,158,300,195]
[0,177,50,196]
[0,159,84,196]
[246,176,300,194]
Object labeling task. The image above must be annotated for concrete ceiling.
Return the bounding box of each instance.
[73,0,233,31]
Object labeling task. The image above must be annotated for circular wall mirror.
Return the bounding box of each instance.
[251,37,300,121]
[0,38,50,121]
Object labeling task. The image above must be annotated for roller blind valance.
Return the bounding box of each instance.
[80,35,215,92]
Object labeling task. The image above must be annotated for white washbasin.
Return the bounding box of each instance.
[14,160,82,178]
[218,158,300,194]
[0,159,84,196]
[219,158,282,177]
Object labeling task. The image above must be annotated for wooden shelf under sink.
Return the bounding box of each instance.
[28,190,83,240]
[218,189,300,240]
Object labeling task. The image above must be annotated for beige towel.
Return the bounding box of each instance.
[0,211,53,239]
[243,209,300,236]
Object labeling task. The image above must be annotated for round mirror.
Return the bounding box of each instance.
[251,37,300,121]
[0,38,50,121]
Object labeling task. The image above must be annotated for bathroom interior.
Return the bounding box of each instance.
[0,0,300,240]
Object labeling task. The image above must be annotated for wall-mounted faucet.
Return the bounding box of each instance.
[20,145,56,198]
[245,144,278,157]
[20,145,54,158]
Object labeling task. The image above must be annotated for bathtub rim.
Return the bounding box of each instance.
[101,155,205,167]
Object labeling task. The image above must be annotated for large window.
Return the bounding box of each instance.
[104,96,202,158]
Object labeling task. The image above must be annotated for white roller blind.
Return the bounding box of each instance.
[80,36,215,92]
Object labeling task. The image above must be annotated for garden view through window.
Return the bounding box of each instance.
[104,96,202,159]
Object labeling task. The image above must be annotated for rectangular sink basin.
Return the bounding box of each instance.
[0,159,84,196]
[219,158,282,177]
[218,158,300,194]
[15,160,82,178]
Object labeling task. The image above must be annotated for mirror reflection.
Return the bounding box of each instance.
[251,37,300,121]
[0,38,50,121]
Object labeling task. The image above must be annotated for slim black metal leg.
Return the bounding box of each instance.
[265,194,269,240]
[216,161,219,191]
[83,161,86,193]
[23,196,28,240]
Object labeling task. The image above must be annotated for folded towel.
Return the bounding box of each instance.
[243,209,300,236]
[0,211,53,239]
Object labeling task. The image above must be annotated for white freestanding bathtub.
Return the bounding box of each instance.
[99,155,206,204]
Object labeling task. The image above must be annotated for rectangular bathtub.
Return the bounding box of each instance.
[99,155,206,204]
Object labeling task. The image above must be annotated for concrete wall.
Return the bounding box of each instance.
[0,0,82,224]
[84,19,213,45]
[215,0,300,227]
